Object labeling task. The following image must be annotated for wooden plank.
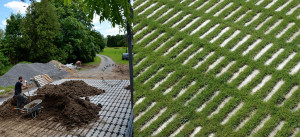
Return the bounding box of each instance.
[44,74,53,83]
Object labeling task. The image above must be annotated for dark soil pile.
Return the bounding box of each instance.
[36,80,105,97]
[35,92,102,129]
[0,80,104,130]
[0,97,19,118]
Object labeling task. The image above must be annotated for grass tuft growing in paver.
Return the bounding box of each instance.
[133,0,300,136]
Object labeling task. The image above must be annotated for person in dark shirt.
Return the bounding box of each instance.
[14,76,28,108]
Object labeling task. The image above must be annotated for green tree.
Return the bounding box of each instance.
[51,0,93,30]
[52,0,103,63]
[22,0,132,28]
[90,30,106,51]
[0,29,4,50]
[0,29,4,39]
[107,34,126,47]
[57,17,99,62]
[0,28,9,74]
[21,0,61,62]
[1,13,23,63]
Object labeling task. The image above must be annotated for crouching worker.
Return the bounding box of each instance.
[14,76,28,108]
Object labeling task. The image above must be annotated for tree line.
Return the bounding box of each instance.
[107,34,127,47]
[0,0,106,66]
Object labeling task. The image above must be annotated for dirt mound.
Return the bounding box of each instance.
[0,80,104,130]
[36,80,105,97]
[0,97,19,118]
[35,92,102,129]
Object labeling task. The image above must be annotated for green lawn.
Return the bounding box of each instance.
[0,86,14,96]
[99,47,129,64]
[83,55,101,65]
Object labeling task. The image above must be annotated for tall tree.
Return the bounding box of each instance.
[0,29,4,49]
[22,0,60,62]
[107,34,126,47]
[51,0,93,30]
[56,16,99,63]
[90,30,106,51]
[2,13,23,63]
[0,29,4,39]
[52,0,103,63]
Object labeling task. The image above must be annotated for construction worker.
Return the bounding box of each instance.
[14,76,28,108]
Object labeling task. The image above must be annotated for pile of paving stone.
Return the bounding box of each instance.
[0,62,69,87]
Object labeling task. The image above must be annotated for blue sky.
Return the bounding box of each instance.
[0,0,124,37]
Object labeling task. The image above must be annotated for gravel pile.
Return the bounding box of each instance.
[0,62,69,87]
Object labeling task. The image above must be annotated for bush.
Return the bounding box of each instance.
[0,52,9,74]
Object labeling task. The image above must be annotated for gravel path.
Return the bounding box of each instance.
[77,54,116,77]
[95,54,115,72]
[65,54,129,80]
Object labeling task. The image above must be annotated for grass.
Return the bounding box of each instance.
[0,64,14,76]
[133,0,300,136]
[99,47,129,64]
[0,86,14,96]
[78,56,102,71]
[83,56,101,65]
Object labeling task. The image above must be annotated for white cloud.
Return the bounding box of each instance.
[93,14,100,24]
[4,1,29,14]
[2,20,7,26]
[105,27,119,33]
[92,20,124,37]
[102,26,124,37]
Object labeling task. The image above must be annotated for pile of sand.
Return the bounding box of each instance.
[0,80,105,130]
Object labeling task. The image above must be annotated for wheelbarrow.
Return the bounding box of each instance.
[14,99,43,118]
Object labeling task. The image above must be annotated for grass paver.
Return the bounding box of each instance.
[133,0,300,136]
